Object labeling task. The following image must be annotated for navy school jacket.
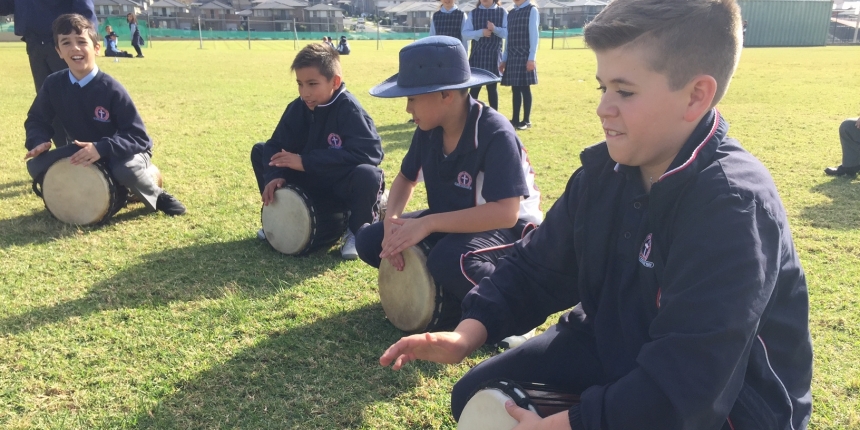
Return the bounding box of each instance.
[462,110,812,429]
[25,69,152,160]
[261,83,383,184]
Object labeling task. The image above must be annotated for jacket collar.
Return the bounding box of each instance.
[305,82,347,113]
[581,109,726,191]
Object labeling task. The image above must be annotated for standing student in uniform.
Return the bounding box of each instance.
[463,0,507,110]
[379,1,812,429]
[429,0,470,51]
[126,13,144,58]
[356,36,542,346]
[500,0,538,130]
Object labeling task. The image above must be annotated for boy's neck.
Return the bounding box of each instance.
[441,97,470,155]
[70,66,96,82]
[640,111,710,192]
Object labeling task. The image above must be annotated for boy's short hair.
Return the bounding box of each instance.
[291,43,342,81]
[52,14,99,47]
[583,0,741,106]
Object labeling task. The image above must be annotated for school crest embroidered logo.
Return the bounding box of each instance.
[639,233,655,268]
[456,171,473,190]
[93,106,110,122]
[327,133,342,149]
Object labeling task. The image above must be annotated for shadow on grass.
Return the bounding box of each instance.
[0,203,164,249]
[377,122,415,153]
[800,178,860,230]
[0,239,342,335]
[0,179,31,199]
[130,303,447,429]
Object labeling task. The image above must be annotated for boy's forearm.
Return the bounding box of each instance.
[423,197,519,234]
[385,173,416,220]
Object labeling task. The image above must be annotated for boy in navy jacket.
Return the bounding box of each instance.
[24,14,185,216]
[357,36,542,338]
[251,43,384,260]
[379,1,813,429]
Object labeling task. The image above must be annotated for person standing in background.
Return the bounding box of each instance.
[127,13,144,58]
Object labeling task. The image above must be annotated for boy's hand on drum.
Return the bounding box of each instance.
[269,150,304,171]
[385,253,405,271]
[507,408,573,430]
[380,217,429,259]
[526,60,536,72]
[70,141,101,167]
[24,142,52,159]
[262,178,286,206]
[380,331,472,370]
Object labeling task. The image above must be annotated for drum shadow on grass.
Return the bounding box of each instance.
[0,205,156,249]
[0,239,342,335]
[131,304,449,429]
[799,179,860,230]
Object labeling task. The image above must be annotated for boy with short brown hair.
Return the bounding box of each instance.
[251,43,384,259]
[24,13,185,216]
[379,1,813,429]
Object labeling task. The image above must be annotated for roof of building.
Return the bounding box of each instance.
[200,1,234,9]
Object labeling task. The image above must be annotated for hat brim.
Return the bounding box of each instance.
[369,67,500,98]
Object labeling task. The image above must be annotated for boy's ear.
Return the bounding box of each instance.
[332,74,342,88]
[683,75,717,122]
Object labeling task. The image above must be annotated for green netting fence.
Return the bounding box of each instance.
[100,16,580,42]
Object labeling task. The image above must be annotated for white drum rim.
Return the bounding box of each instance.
[457,388,519,430]
[42,158,112,225]
[261,187,313,255]
[377,245,437,332]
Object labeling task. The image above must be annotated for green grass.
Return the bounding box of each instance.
[0,39,859,429]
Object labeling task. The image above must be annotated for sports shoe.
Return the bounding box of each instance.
[516,122,532,130]
[509,119,522,128]
[377,189,390,221]
[824,165,860,177]
[135,54,144,58]
[495,328,535,350]
[156,191,186,216]
[341,229,358,260]
[257,228,267,241]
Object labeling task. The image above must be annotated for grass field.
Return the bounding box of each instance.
[0,39,859,429]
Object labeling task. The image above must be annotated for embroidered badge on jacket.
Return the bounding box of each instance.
[639,233,655,268]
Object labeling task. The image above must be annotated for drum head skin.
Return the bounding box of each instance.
[378,245,437,333]
[42,159,112,225]
[457,389,520,430]
[262,187,313,255]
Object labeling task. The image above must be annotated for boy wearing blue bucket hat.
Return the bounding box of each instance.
[356,36,542,336]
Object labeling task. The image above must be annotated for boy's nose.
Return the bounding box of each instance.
[596,96,615,118]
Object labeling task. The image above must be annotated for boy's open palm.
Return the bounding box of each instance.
[379,331,471,370]
[24,142,52,160]
[69,141,101,167]
[380,217,429,258]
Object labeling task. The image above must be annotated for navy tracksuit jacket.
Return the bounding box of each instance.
[462,110,812,429]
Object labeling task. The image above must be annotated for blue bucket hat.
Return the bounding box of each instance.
[369,36,499,98]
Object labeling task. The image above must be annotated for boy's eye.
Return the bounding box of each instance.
[596,86,607,94]
[617,90,633,98]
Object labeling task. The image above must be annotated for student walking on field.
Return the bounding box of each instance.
[126,13,143,58]
[501,0,539,130]
[464,0,507,110]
